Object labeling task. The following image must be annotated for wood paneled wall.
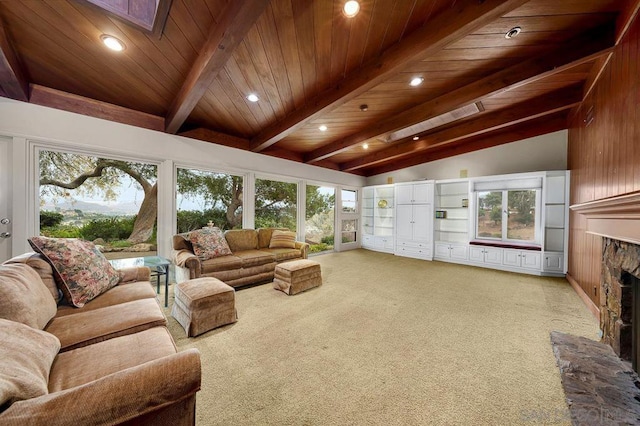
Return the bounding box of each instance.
[567,13,640,307]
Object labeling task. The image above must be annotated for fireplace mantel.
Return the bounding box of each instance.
[570,192,640,245]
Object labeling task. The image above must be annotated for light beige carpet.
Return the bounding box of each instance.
[162,249,599,425]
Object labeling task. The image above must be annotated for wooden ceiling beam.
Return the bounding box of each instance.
[305,24,616,164]
[363,113,568,177]
[178,127,251,150]
[29,84,165,131]
[0,18,28,101]
[341,86,583,172]
[165,0,270,134]
[249,0,530,153]
[616,0,640,44]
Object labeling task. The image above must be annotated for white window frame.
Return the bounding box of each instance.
[337,186,360,251]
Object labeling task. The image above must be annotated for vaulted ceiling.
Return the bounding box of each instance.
[1,0,637,176]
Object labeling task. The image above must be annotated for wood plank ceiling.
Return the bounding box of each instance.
[0,0,635,176]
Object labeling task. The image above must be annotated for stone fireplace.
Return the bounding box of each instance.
[571,191,640,369]
[600,238,640,368]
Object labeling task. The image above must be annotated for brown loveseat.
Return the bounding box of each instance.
[172,228,309,287]
[0,252,201,425]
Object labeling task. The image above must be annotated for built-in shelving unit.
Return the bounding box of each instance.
[434,179,469,261]
[362,184,395,253]
[542,171,569,274]
[395,181,434,260]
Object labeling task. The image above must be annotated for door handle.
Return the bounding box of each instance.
[0,232,11,238]
[0,218,9,225]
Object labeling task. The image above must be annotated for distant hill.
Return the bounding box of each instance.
[42,199,140,215]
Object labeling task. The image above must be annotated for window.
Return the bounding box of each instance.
[38,149,157,258]
[255,177,297,230]
[339,188,359,250]
[176,168,243,232]
[473,178,541,245]
[305,185,335,253]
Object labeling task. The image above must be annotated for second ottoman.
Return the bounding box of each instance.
[273,259,322,295]
[172,277,237,337]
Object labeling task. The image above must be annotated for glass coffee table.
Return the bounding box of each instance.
[109,256,171,307]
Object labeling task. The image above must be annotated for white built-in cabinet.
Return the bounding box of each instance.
[361,184,395,254]
[361,171,569,277]
[394,182,434,260]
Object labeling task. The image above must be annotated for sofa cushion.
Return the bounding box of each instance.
[0,263,57,329]
[234,250,276,268]
[189,228,232,260]
[45,298,166,351]
[269,230,297,249]
[48,326,176,392]
[259,248,302,262]
[28,237,120,308]
[201,255,243,274]
[4,252,62,303]
[54,281,157,318]
[257,228,287,249]
[0,318,60,406]
[224,229,258,252]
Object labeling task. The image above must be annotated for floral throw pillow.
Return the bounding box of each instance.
[27,237,121,308]
[189,228,232,260]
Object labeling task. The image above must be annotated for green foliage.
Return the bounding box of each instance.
[79,217,135,242]
[321,235,334,245]
[40,225,81,238]
[255,178,297,231]
[176,209,234,233]
[490,206,502,225]
[40,211,64,228]
[309,243,331,253]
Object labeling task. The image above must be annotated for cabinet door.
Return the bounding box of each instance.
[434,243,451,258]
[503,249,520,267]
[396,185,413,204]
[543,253,564,272]
[413,183,433,204]
[469,246,484,262]
[450,244,468,260]
[521,252,541,270]
[362,235,374,248]
[484,247,502,265]
[396,205,413,240]
[412,204,431,241]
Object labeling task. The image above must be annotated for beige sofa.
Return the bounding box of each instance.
[0,252,201,425]
[172,228,309,287]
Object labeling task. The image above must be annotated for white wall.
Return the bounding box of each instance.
[0,98,365,256]
[366,130,568,185]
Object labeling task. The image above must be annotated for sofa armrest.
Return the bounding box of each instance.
[172,249,201,278]
[0,349,201,426]
[118,266,151,284]
[295,241,310,259]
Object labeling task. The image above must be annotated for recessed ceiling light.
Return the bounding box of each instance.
[247,94,259,102]
[343,1,360,18]
[100,34,126,51]
[409,77,424,87]
[504,26,522,39]
[412,136,419,141]
[319,125,328,132]
[363,143,369,150]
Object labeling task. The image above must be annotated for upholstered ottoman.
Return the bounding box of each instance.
[172,277,237,337]
[273,259,322,295]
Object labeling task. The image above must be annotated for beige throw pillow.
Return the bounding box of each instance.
[28,237,121,308]
[269,230,296,249]
[0,318,60,407]
[0,263,57,329]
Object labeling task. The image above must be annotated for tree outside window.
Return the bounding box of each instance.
[38,150,157,258]
[176,168,243,232]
